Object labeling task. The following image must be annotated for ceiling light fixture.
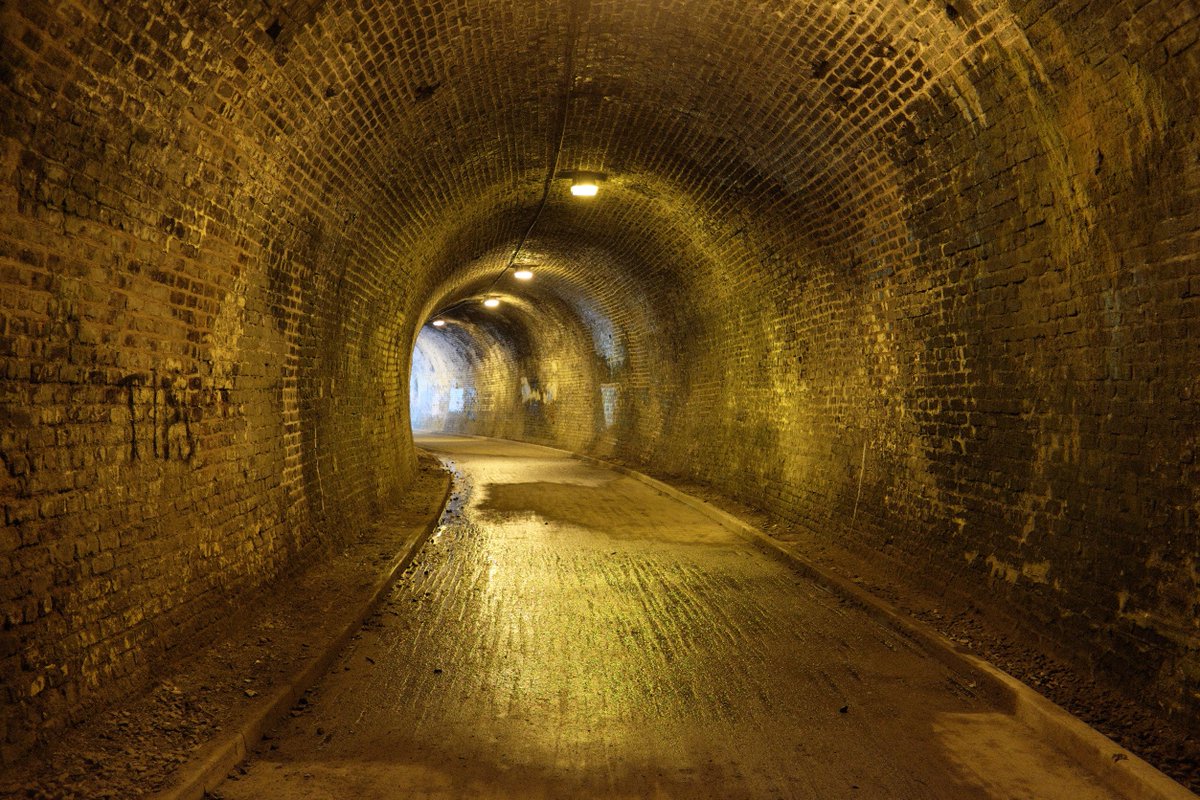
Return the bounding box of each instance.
[513,269,534,280]
[570,175,600,197]
[430,6,581,323]
[431,319,446,327]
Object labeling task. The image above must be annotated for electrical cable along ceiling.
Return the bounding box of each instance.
[406,0,1000,369]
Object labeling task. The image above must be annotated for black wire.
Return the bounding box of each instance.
[429,0,585,321]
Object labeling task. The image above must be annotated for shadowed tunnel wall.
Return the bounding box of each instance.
[1,0,1198,763]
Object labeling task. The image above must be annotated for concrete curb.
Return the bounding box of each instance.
[607,462,1197,800]
[435,433,1195,800]
[149,461,453,800]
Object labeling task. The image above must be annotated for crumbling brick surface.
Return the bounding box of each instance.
[1,0,1197,763]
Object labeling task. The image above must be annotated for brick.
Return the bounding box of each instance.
[0,0,1198,768]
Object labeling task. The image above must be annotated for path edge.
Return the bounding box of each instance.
[148,454,453,800]
[434,433,1194,800]
[612,461,1196,800]
[595,455,1195,800]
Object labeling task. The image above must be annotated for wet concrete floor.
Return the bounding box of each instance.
[219,434,1121,799]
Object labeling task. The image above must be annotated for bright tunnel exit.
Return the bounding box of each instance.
[409,323,477,433]
[406,282,632,453]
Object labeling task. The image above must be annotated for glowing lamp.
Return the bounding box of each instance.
[431,319,446,327]
[570,178,599,197]
[513,269,534,280]
[483,297,501,308]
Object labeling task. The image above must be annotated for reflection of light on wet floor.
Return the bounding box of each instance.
[220,436,1132,800]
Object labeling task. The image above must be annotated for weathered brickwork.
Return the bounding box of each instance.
[1,0,1197,762]
[407,0,1200,734]
[0,0,445,760]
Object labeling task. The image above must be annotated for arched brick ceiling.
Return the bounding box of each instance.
[152,0,1014,333]
[3,0,1197,764]
[4,0,1089,409]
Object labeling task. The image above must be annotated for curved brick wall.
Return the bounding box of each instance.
[1,0,1197,760]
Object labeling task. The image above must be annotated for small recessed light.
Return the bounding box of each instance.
[513,269,534,280]
[431,319,446,327]
[483,297,500,308]
[570,179,599,197]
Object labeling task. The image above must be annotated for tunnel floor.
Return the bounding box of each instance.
[218,434,1120,799]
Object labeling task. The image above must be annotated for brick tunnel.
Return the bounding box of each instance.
[1,0,1199,796]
